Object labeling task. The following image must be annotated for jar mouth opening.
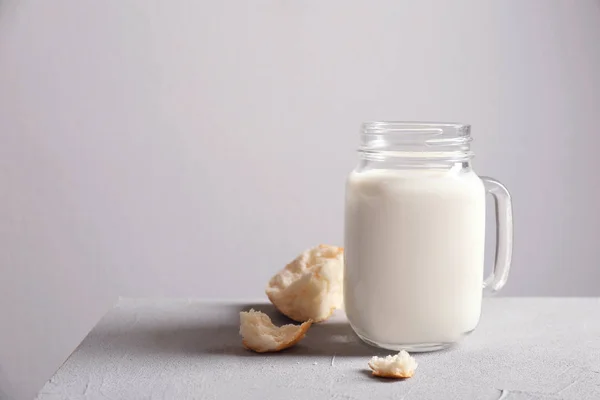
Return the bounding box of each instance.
[360,121,473,162]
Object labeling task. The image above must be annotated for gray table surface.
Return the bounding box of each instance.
[37,298,600,400]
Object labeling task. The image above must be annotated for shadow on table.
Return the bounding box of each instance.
[89,303,391,358]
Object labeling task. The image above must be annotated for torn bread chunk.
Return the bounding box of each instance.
[239,309,312,353]
[266,244,344,322]
[368,350,418,378]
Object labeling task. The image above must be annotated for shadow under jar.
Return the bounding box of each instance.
[344,122,513,352]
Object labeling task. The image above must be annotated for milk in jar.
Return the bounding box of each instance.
[343,122,513,351]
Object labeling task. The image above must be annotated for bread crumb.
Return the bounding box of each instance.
[368,350,418,379]
[266,244,344,322]
[239,309,312,353]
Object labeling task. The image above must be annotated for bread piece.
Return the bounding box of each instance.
[368,350,418,379]
[266,244,344,323]
[239,309,312,353]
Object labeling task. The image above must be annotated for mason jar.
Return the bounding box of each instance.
[344,122,513,351]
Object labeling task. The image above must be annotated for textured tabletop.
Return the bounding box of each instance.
[37,298,600,400]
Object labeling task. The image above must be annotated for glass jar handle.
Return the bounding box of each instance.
[481,177,513,295]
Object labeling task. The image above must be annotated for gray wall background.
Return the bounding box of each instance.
[1,1,599,399]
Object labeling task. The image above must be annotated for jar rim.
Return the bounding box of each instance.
[362,121,470,135]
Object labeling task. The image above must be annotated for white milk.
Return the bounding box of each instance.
[344,167,486,347]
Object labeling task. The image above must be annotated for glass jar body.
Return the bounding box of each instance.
[344,160,486,351]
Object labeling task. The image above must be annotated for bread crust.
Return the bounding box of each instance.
[368,361,415,379]
[242,310,313,353]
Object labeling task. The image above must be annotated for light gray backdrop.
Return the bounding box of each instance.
[1,1,599,399]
